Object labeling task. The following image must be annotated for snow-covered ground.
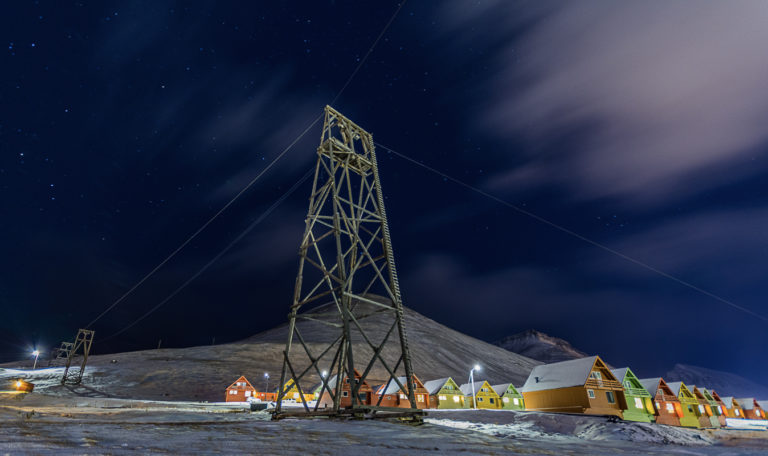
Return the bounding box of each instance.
[4,367,768,455]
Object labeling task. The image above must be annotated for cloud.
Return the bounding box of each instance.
[442,1,768,204]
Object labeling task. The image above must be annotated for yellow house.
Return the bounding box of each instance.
[460,380,501,409]
[278,378,314,403]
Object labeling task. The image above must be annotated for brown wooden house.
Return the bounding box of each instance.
[374,375,429,409]
[225,375,256,402]
[638,377,682,426]
[520,355,626,418]
[317,368,373,409]
[736,398,766,420]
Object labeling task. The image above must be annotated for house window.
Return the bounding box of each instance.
[477,397,483,402]
[698,405,705,414]
[735,409,740,416]
[400,394,407,400]
[687,405,694,413]
[439,395,446,401]
[589,371,602,380]
[453,396,460,403]
[419,395,426,402]
[229,390,236,395]
[624,381,631,389]
[245,391,251,397]
[587,389,596,399]
[489,398,495,404]
[503,397,509,403]
[634,398,643,409]
[666,403,674,413]
[606,391,616,404]
[342,391,348,397]
[717,406,723,414]
[293,393,300,399]
[513,398,519,405]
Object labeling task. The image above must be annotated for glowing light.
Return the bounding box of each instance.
[15,381,22,388]
[474,364,481,371]
[32,350,39,357]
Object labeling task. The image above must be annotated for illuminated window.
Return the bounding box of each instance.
[293,393,299,399]
[634,398,643,409]
[400,394,406,400]
[245,391,251,397]
[503,397,509,403]
[666,403,674,413]
[439,395,446,401]
[735,409,740,416]
[587,389,596,399]
[453,396,460,403]
[717,406,723,414]
[698,405,705,414]
[513,398,519,405]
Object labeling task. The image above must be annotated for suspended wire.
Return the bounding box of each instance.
[101,169,314,342]
[376,141,768,323]
[84,1,409,329]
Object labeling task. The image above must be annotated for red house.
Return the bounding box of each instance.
[318,368,373,408]
[225,376,257,402]
[374,375,429,409]
[736,398,767,420]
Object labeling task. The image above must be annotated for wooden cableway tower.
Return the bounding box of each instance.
[273,106,422,422]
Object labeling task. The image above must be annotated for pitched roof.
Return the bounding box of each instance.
[226,375,254,390]
[638,378,662,397]
[491,383,512,396]
[459,380,491,396]
[423,378,451,396]
[736,398,757,410]
[666,381,686,397]
[520,355,601,393]
[377,376,408,395]
[611,368,629,383]
[758,400,768,411]
[721,396,736,408]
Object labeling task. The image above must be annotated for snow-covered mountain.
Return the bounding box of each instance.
[664,364,768,399]
[494,329,587,363]
[2,298,540,401]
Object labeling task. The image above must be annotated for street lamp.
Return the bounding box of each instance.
[32,350,40,370]
[263,372,269,393]
[469,364,481,409]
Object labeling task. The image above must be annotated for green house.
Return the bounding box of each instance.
[491,383,525,410]
[697,387,723,428]
[423,377,464,409]
[610,368,655,423]
[667,381,702,428]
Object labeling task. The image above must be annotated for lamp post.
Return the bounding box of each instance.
[32,350,40,370]
[469,364,481,409]
[264,372,269,393]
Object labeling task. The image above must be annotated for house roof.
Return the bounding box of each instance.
[638,378,662,397]
[736,398,757,410]
[378,376,408,395]
[666,381,687,397]
[611,368,629,383]
[758,400,768,411]
[721,397,736,408]
[459,380,491,396]
[423,378,451,396]
[520,355,603,393]
[491,383,512,396]
[226,375,254,390]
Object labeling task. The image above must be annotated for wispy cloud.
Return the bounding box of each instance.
[442,1,768,204]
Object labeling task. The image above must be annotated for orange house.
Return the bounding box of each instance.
[736,398,767,420]
[225,376,256,402]
[374,375,429,409]
[318,368,373,408]
[722,396,745,418]
[638,377,682,427]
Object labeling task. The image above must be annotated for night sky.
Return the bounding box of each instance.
[2,2,768,384]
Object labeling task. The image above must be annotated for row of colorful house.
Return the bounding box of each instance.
[224,355,767,430]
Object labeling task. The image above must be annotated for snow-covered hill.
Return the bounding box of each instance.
[1,298,540,401]
[494,329,587,363]
[665,364,768,399]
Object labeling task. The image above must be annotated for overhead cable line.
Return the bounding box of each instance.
[85,1,408,329]
[376,141,768,323]
[101,169,314,342]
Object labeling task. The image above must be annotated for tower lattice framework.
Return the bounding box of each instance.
[273,106,420,420]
